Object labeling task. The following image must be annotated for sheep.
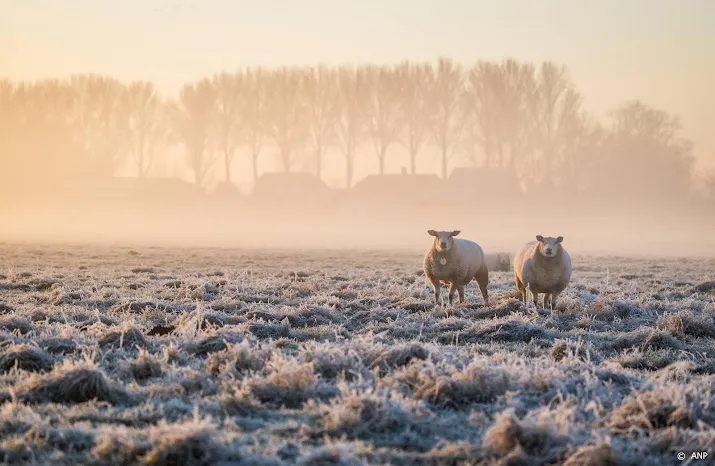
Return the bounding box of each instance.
[483,252,511,272]
[423,230,489,306]
[496,252,511,272]
[494,252,511,271]
[513,235,572,310]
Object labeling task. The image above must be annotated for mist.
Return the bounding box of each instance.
[2,1,715,258]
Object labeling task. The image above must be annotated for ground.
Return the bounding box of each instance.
[0,243,714,466]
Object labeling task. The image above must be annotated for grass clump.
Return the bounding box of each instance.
[206,340,271,376]
[37,337,78,354]
[247,358,339,408]
[657,310,715,339]
[0,344,54,373]
[482,410,570,464]
[404,361,511,409]
[97,325,148,350]
[9,363,131,405]
[126,349,164,382]
[142,418,229,466]
[0,316,34,335]
[307,385,436,451]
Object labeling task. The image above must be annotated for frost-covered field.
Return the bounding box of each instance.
[0,243,714,465]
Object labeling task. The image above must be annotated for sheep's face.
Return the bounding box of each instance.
[536,235,563,258]
[497,253,510,267]
[428,230,460,253]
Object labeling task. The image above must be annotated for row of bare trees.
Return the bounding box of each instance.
[0,57,703,202]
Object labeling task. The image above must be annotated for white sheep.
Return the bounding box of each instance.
[513,235,572,310]
[423,230,489,306]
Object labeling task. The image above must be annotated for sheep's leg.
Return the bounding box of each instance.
[457,285,465,303]
[448,282,457,306]
[543,293,552,310]
[532,291,539,308]
[475,265,489,305]
[426,273,441,305]
[515,274,525,302]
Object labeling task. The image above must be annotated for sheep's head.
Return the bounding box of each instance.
[497,253,510,267]
[428,230,460,253]
[536,235,563,258]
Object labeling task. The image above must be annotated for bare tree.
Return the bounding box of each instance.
[335,66,368,188]
[211,71,244,184]
[122,81,169,178]
[263,67,307,172]
[10,79,81,187]
[70,74,126,177]
[464,60,537,171]
[0,80,17,158]
[302,65,339,180]
[171,78,218,188]
[395,61,433,174]
[363,64,403,175]
[463,61,496,168]
[568,117,606,195]
[430,57,466,179]
[241,67,267,185]
[610,100,686,145]
[530,62,583,184]
[584,100,695,203]
[0,80,19,187]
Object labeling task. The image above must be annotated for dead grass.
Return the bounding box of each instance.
[482,410,570,463]
[247,358,339,408]
[405,361,512,409]
[97,325,148,350]
[10,363,131,405]
[126,349,164,381]
[0,316,34,335]
[0,343,54,373]
[0,243,713,464]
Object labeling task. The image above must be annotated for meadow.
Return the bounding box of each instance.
[0,242,714,465]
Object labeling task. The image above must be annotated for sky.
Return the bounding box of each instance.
[3,0,715,170]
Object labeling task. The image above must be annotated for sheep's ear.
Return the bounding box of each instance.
[450,230,460,237]
[536,235,544,242]
[427,230,437,236]
[556,236,564,243]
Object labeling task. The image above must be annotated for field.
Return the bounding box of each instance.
[0,243,714,465]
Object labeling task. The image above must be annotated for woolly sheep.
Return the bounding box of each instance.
[494,252,511,271]
[483,252,511,272]
[423,230,489,306]
[513,235,572,310]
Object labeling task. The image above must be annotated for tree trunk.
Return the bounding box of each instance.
[346,152,353,189]
[378,149,386,176]
[224,150,232,183]
[315,148,322,180]
[410,148,417,175]
[137,146,145,178]
[441,144,448,179]
[281,144,291,172]
[251,151,259,185]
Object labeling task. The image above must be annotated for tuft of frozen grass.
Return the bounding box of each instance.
[0,343,55,373]
[8,360,132,405]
